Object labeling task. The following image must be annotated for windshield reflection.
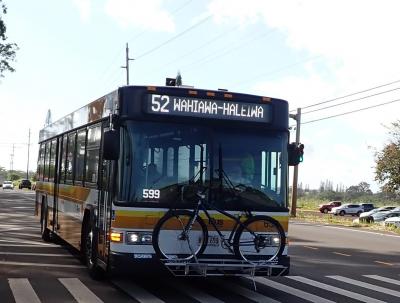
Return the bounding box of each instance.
[118,121,287,210]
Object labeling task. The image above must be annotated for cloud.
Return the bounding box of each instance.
[72,0,92,22]
[104,0,175,32]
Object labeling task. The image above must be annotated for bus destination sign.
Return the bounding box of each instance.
[145,94,272,122]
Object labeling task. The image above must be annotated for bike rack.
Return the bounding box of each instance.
[160,258,288,277]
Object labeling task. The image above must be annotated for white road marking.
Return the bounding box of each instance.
[248,277,335,303]
[0,260,85,268]
[168,281,224,303]
[328,276,400,297]
[112,279,165,303]
[60,278,103,303]
[0,252,72,257]
[8,278,41,303]
[220,279,281,303]
[288,276,386,303]
[364,275,400,286]
[0,238,56,246]
[0,244,59,247]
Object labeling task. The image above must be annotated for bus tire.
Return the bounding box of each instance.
[40,201,51,242]
[83,218,104,280]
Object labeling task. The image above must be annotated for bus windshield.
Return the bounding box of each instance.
[118,121,288,210]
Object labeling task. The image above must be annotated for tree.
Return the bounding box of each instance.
[0,0,18,78]
[375,121,400,193]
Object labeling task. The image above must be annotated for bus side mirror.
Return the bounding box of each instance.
[288,143,304,166]
[103,130,120,160]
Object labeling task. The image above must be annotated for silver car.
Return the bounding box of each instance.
[330,203,364,216]
[2,181,14,190]
[359,206,397,222]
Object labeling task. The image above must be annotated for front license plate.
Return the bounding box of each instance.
[134,254,152,259]
[208,235,219,247]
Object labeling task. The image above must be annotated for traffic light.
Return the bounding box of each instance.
[288,143,304,166]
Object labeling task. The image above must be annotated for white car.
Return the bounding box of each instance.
[384,216,400,228]
[330,203,364,216]
[2,181,14,190]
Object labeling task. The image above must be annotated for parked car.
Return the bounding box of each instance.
[2,181,14,190]
[18,179,32,190]
[360,203,375,212]
[319,201,342,213]
[330,203,364,216]
[369,210,400,223]
[359,206,397,222]
[384,216,400,228]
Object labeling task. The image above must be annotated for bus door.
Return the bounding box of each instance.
[97,126,112,263]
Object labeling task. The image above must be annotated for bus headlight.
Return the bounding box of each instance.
[126,232,152,245]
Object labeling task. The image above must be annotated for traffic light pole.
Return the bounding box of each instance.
[290,108,301,217]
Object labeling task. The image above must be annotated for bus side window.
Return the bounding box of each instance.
[60,135,68,183]
[44,141,50,181]
[38,144,45,181]
[48,139,57,182]
[75,129,87,184]
[86,124,101,186]
[66,132,76,183]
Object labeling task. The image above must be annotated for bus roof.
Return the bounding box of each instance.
[39,85,288,142]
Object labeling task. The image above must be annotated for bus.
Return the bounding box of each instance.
[35,84,300,278]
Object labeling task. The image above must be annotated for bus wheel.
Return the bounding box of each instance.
[84,221,104,279]
[40,203,51,242]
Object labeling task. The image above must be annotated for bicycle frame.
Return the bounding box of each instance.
[185,195,256,254]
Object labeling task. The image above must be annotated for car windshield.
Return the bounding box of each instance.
[4,181,11,184]
[118,121,288,210]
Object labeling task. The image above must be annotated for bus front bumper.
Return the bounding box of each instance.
[110,252,290,277]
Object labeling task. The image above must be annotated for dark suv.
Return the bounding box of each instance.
[19,179,32,190]
[319,201,342,213]
[360,203,374,212]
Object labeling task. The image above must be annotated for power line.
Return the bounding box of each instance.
[230,55,321,90]
[147,24,241,75]
[301,97,400,125]
[96,0,195,88]
[183,28,276,73]
[302,86,400,115]
[135,15,212,60]
[290,78,400,112]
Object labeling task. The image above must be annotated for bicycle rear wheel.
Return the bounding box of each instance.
[233,215,285,264]
[152,210,208,260]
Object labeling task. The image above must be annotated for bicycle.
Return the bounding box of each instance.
[152,188,286,265]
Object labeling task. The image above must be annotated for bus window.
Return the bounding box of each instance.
[66,132,76,183]
[178,146,190,183]
[76,129,87,183]
[86,124,101,185]
[44,141,50,181]
[60,135,68,183]
[49,139,57,182]
[38,144,45,181]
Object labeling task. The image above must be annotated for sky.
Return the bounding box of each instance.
[1,0,400,192]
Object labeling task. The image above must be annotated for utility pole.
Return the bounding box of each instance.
[289,108,301,217]
[121,43,135,85]
[10,144,15,174]
[26,128,31,179]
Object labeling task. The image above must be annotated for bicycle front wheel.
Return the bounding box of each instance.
[233,215,285,264]
[152,210,208,260]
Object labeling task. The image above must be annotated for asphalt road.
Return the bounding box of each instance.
[0,190,399,303]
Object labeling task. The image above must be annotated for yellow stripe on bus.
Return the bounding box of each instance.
[112,210,289,232]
